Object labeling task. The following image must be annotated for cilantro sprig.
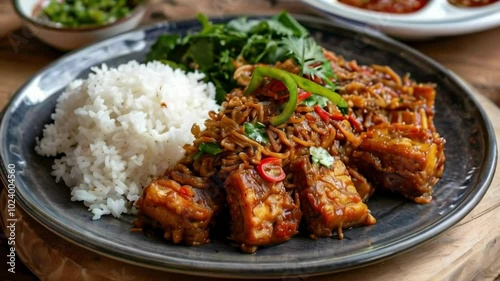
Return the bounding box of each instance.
[280,36,337,90]
[147,12,338,105]
[147,12,308,104]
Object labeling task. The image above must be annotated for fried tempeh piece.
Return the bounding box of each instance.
[347,166,375,202]
[290,156,376,239]
[225,168,302,253]
[351,123,445,203]
[135,177,223,246]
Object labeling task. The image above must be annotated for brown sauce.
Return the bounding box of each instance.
[338,0,429,13]
[448,0,498,7]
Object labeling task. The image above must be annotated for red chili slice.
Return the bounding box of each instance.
[279,91,310,102]
[257,157,286,182]
[313,104,363,132]
[348,115,363,132]
[329,112,345,121]
[268,80,288,93]
[313,105,331,122]
[298,91,311,102]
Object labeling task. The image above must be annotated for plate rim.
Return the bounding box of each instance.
[0,14,498,278]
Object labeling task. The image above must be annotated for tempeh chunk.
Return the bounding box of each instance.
[225,168,302,253]
[135,178,223,246]
[351,123,445,203]
[290,156,375,239]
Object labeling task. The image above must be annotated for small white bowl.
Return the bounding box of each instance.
[13,0,147,50]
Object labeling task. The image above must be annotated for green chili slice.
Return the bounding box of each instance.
[246,66,298,126]
[288,73,348,114]
[245,66,348,126]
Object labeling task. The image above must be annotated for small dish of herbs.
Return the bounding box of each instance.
[13,0,147,49]
[34,0,143,28]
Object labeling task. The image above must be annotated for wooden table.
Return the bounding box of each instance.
[0,1,499,280]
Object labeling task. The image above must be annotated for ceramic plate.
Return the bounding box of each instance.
[0,15,497,278]
[301,0,500,39]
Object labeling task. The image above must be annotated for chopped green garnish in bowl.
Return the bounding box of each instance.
[39,0,142,27]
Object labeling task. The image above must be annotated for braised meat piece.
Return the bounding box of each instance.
[350,123,445,203]
[290,156,376,239]
[225,168,302,253]
[135,177,223,246]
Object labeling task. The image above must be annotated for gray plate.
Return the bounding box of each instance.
[0,15,497,279]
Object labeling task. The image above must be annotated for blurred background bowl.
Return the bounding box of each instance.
[12,0,147,51]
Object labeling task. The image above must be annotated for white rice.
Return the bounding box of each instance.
[35,60,219,220]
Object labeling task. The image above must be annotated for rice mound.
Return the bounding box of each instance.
[35,60,219,220]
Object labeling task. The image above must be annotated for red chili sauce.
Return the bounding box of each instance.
[448,0,498,7]
[338,0,429,13]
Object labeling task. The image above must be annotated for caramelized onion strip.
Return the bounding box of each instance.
[291,136,315,147]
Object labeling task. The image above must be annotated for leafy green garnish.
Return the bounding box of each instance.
[273,12,309,37]
[244,122,269,144]
[199,142,223,155]
[147,11,310,104]
[310,146,334,168]
[303,94,329,108]
[146,12,340,106]
[194,142,223,160]
[280,36,337,90]
[41,0,141,27]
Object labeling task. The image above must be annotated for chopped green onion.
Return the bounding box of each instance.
[246,66,298,126]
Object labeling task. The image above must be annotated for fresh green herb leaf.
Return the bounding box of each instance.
[146,34,181,62]
[197,13,211,30]
[226,17,259,33]
[262,20,294,37]
[199,142,223,155]
[193,150,203,160]
[239,34,271,63]
[218,49,234,81]
[244,122,269,144]
[272,11,309,37]
[281,37,323,75]
[184,38,214,68]
[310,146,334,168]
[280,36,337,90]
[323,62,338,90]
[212,79,228,104]
[146,12,315,104]
[303,94,328,107]
[158,60,186,70]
